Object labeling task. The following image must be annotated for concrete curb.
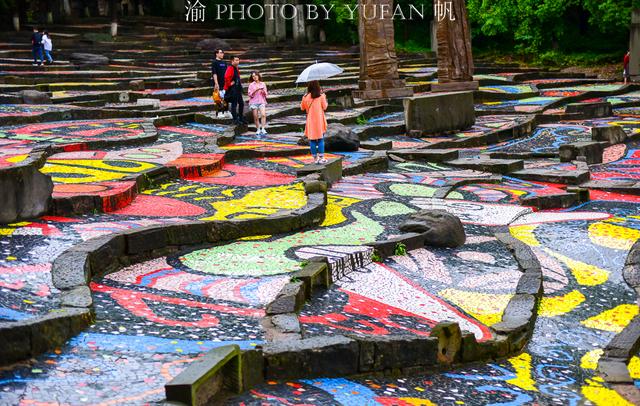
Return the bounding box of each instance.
[0,107,158,126]
[489,232,544,354]
[596,239,640,403]
[0,121,158,222]
[167,225,546,403]
[0,179,328,367]
[343,151,389,176]
[435,175,502,199]
[0,307,94,366]
[44,122,163,215]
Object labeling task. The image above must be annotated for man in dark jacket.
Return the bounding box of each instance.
[211,49,231,118]
[224,55,247,125]
[31,27,43,66]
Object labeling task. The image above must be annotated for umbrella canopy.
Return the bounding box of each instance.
[295,62,344,83]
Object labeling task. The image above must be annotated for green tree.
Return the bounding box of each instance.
[467,0,633,54]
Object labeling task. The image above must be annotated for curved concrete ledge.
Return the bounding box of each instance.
[152,112,219,127]
[0,178,327,366]
[364,229,543,359]
[423,114,537,150]
[223,146,311,161]
[439,171,588,209]
[435,175,502,199]
[519,191,586,210]
[50,150,222,216]
[342,151,389,177]
[491,233,543,352]
[596,239,640,403]
[0,307,93,365]
[533,79,611,90]
[474,87,539,102]
[475,84,639,118]
[44,122,159,157]
[164,226,544,403]
[0,121,158,219]
[0,107,151,126]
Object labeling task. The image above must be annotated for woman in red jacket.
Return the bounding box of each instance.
[224,55,247,125]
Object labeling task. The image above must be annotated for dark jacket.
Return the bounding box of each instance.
[224,65,243,102]
[31,32,42,47]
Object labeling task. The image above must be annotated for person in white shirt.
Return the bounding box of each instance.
[41,31,53,64]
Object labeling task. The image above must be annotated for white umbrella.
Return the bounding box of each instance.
[295,61,344,83]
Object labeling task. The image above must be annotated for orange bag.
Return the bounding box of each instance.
[212,89,222,103]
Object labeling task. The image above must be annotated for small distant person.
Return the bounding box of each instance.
[248,71,268,136]
[224,55,246,125]
[31,27,43,66]
[41,31,53,64]
[211,48,230,118]
[624,50,631,84]
[301,80,328,164]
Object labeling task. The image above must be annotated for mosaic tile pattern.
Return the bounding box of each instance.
[3,30,640,406]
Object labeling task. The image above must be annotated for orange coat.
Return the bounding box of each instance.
[301,93,328,140]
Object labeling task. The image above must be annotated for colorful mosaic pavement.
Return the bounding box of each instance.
[2,23,640,406]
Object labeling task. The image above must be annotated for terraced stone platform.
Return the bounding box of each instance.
[1,18,640,406]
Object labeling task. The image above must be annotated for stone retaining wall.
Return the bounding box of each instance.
[596,239,640,403]
[0,107,150,126]
[403,92,475,136]
[0,179,328,366]
[164,225,544,404]
[10,122,159,217]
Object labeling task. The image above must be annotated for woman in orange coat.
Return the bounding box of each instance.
[301,80,328,164]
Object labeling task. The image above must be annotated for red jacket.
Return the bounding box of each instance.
[624,53,630,68]
[224,65,239,91]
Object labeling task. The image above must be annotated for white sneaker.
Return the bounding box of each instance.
[255,130,261,136]
[261,128,268,135]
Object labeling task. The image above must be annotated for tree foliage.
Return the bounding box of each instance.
[307,0,632,56]
[467,0,634,54]
[2,0,635,59]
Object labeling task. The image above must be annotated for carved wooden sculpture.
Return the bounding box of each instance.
[353,0,413,100]
[432,0,478,92]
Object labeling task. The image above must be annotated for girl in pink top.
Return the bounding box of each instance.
[300,80,328,164]
[248,71,268,136]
